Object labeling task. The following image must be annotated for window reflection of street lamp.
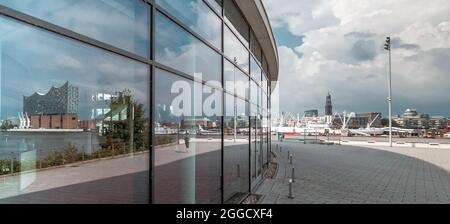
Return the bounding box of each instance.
[384,37,393,147]
[233,57,237,143]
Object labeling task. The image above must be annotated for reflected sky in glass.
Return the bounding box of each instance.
[156,12,221,83]
[206,0,222,15]
[0,16,149,121]
[235,69,250,100]
[156,0,222,50]
[224,26,249,73]
[0,0,150,58]
[250,56,261,83]
[224,60,235,95]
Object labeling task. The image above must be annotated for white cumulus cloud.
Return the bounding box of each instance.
[265,0,450,117]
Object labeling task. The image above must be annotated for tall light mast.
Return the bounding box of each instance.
[384,37,393,147]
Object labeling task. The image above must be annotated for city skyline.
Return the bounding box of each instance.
[275,92,450,119]
[266,0,450,117]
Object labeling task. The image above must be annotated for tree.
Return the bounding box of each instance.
[1,120,14,131]
[103,89,148,153]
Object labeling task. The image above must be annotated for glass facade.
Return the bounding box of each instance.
[0,0,151,58]
[0,14,149,204]
[0,0,274,204]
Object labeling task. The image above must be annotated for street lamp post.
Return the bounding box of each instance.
[384,37,393,147]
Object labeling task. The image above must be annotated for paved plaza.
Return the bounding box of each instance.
[0,152,149,204]
[4,139,450,204]
[258,141,450,204]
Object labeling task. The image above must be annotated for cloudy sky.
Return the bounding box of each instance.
[265,0,450,118]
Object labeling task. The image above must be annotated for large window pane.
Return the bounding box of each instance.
[236,70,250,100]
[250,116,257,180]
[250,56,261,82]
[156,0,222,50]
[224,27,249,73]
[262,72,268,94]
[250,31,262,63]
[224,59,235,94]
[224,59,249,99]
[154,69,222,204]
[250,81,258,106]
[224,0,249,47]
[0,16,149,204]
[0,0,150,58]
[262,56,269,79]
[206,0,223,15]
[156,12,221,83]
[224,94,249,203]
[256,117,263,177]
[262,115,268,167]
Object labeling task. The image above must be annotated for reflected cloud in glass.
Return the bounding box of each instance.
[156,12,221,83]
[0,0,150,58]
[156,0,222,50]
[0,15,149,203]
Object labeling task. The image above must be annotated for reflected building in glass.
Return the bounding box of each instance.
[0,0,278,204]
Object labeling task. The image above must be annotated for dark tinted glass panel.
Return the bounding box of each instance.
[262,56,269,79]
[250,116,257,180]
[256,117,262,177]
[0,16,149,203]
[262,115,268,167]
[156,12,221,83]
[224,27,249,72]
[156,0,222,49]
[250,32,262,63]
[224,0,249,47]
[154,69,222,204]
[224,93,249,203]
[0,0,150,58]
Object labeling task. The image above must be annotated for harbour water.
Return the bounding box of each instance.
[0,131,103,159]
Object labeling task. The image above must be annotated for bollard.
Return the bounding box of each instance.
[280,147,282,152]
[38,149,42,169]
[288,151,290,160]
[10,158,14,174]
[237,164,241,178]
[290,154,293,165]
[62,153,65,165]
[288,178,294,199]
[291,167,295,183]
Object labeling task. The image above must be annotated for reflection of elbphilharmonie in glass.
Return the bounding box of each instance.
[0,0,278,204]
